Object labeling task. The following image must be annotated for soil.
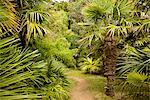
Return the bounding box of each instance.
[70,76,95,100]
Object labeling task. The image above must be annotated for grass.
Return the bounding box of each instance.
[65,68,123,100]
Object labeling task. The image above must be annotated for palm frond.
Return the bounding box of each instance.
[0,36,69,99]
[79,57,102,74]
[0,0,19,34]
[117,45,150,75]
[118,72,149,100]
[82,0,114,22]
[20,2,51,45]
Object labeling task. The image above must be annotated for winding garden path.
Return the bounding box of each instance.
[70,76,95,100]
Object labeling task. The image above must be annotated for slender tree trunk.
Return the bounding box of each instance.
[73,48,82,68]
[103,35,117,97]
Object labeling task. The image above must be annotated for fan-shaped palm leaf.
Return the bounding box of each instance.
[117,45,150,75]
[118,72,149,100]
[0,0,19,34]
[20,2,51,45]
[0,36,69,99]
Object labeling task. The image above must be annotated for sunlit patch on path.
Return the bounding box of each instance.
[70,76,95,100]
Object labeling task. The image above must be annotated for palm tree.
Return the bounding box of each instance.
[0,0,51,45]
[17,0,52,46]
[82,0,149,96]
[0,0,69,99]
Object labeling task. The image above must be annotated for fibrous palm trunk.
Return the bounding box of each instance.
[103,35,117,97]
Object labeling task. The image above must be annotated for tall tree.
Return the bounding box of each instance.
[82,0,150,96]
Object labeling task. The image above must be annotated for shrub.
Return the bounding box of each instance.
[79,57,102,74]
[36,34,77,68]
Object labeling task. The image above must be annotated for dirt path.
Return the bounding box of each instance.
[70,76,95,100]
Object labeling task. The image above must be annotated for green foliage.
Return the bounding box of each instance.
[0,36,69,100]
[20,1,52,45]
[48,10,69,34]
[82,0,114,22]
[34,7,78,68]
[117,45,150,75]
[0,0,19,35]
[0,0,149,99]
[118,72,149,100]
[81,0,150,98]
[117,45,150,99]
[0,0,52,45]
[79,57,102,74]
[65,30,80,49]
[82,0,136,41]
[36,35,77,67]
[126,72,148,86]
[52,1,69,11]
